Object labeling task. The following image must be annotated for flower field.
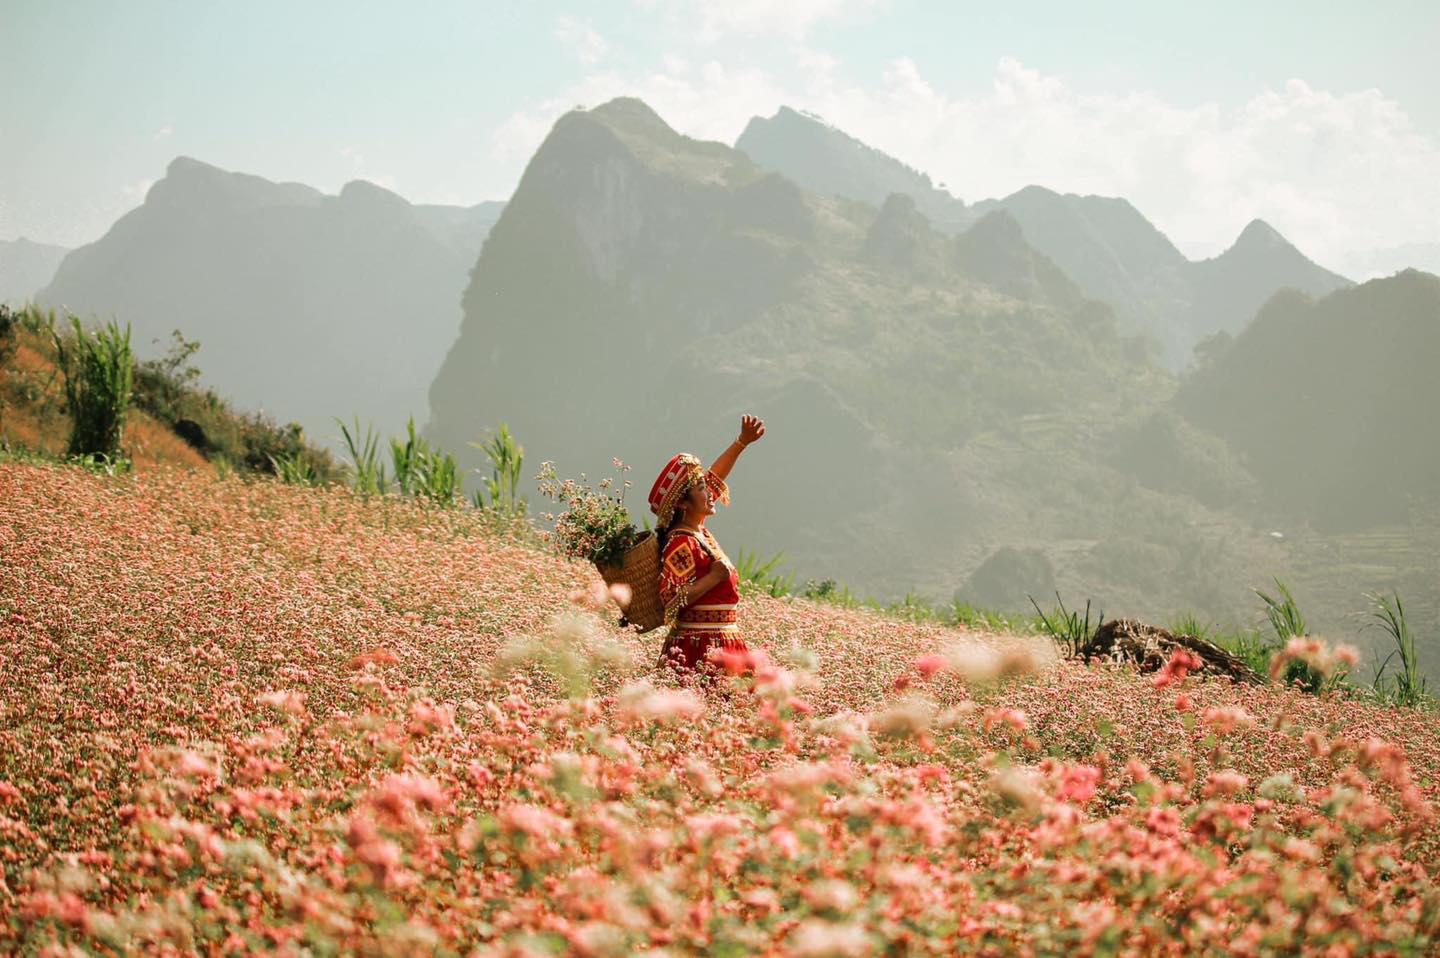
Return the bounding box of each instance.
[1,460,1438,956]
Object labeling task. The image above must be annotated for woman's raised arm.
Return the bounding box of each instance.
[708,414,765,481]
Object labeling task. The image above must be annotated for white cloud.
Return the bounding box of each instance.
[492,55,1440,270]
[555,16,608,65]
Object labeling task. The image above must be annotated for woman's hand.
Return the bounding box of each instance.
[738,414,765,446]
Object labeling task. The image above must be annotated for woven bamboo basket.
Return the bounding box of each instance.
[596,530,664,633]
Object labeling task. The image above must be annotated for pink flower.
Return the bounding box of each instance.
[1055,764,1101,805]
[914,654,946,679]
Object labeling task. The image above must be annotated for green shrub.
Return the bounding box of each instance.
[0,305,16,363]
[131,329,202,425]
[802,578,859,608]
[52,314,133,459]
[948,600,1018,631]
[268,451,320,487]
[126,327,337,482]
[68,451,133,477]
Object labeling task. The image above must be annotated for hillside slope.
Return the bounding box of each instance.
[1,461,1437,953]
[0,319,209,471]
[1176,269,1440,529]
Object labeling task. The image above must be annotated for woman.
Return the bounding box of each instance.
[648,414,765,677]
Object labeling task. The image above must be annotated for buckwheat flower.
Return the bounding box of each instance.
[1152,648,1203,688]
[804,879,860,913]
[616,681,703,724]
[682,757,723,797]
[871,697,934,740]
[913,654,946,679]
[685,812,744,845]
[173,750,221,781]
[1199,705,1256,735]
[1270,634,1353,679]
[499,803,573,840]
[982,707,1028,735]
[989,765,1044,814]
[1257,772,1302,802]
[1055,764,1101,804]
[740,887,781,914]
[1203,769,1249,797]
[256,689,307,716]
[768,825,801,859]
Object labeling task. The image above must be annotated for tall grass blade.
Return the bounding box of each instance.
[1253,578,1321,692]
[336,415,387,495]
[1367,591,1429,708]
[468,423,527,515]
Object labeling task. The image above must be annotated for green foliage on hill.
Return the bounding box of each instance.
[1176,271,1440,529]
[425,99,1439,682]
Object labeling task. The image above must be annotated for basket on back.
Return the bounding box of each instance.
[597,530,664,633]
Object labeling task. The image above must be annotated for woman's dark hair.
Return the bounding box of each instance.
[654,476,698,555]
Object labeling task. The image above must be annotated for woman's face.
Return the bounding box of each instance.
[679,478,715,522]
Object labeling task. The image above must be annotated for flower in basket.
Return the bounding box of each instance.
[535,459,643,568]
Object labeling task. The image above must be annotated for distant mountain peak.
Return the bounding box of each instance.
[150,156,322,210]
[1228,218,1289,253]
[735,104,967,231]
[1008,184,1061,202]
[339,179,410,211]
[166,155,218,175]
[580,97,682,144]
[588,96,667,124]
[966,208,1027,245]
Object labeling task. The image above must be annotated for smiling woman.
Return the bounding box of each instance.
[649,414,765,678]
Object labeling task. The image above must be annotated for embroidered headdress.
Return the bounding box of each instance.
[648,452,729,528]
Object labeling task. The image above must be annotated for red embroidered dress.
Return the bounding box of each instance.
[656,470,749,673]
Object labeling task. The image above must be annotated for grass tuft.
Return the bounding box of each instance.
[52,312,133,459]
[1369,591,1430,708]
[1028,593,1099,659]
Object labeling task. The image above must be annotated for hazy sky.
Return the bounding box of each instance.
[3,0,1437,270]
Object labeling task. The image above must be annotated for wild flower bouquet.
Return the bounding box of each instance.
[535,458,643,568]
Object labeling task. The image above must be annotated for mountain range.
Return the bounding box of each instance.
[37,157,504,442]
[428,98,1272,617]
[17,97,1437,673]
[736,107,1351,368]
[0,237,70,307]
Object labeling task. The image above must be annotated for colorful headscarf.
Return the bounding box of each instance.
[648,453,704,528]
[648,452,730,528]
